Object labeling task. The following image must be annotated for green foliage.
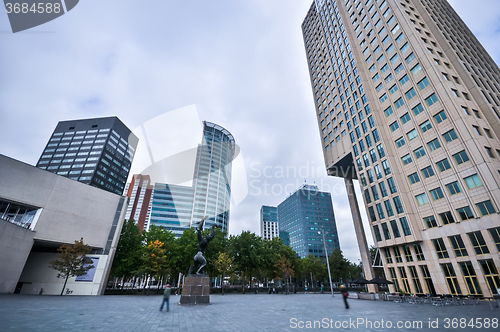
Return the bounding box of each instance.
[110,219,142,280]
[328,249,350,283]
[49,238,94,295]
[110,220,367,290]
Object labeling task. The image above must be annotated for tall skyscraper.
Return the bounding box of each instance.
[132,121,236,236]
[190,121,235,231]
[260,205,279,240]
[125,174,153,231]
[278,184,340,259]
[37,116,138,195]
[302,0,500,296]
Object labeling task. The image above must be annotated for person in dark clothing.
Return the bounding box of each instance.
[341,284,349,309]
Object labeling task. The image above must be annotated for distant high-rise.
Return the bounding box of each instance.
[125,174,153,231]
[278,184,340,259]
[260,206,279,240]
[133,121,236,236]
[37,116,138,195]
[303,0,500,296]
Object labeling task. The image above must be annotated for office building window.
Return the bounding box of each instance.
[399,267,411,293]
[425,93,438,107]
[439,211,455,225]
[403,244,413,262]
[459,262,482,296]
[445,181,462,196]
[414,146,426,159]
[468,231,490,255]
[384,248,393,264]
[441,263,462,295]
[396,137,405,148]
[400,217,411,236]
[436,158,451,172]
[479,259,500,296]
[381,222,391,240]
[421,165,435,178]
[407,129,418,140]
[408,172,420,184]
[387,177,397,193]
[390,219,401,238]
[443,129,458,143]
[427,138,441,151]
[488,227,500,252]
[476,200,496,216]
[424,215,437,229]
[394,246,403,263]
[456,206,474,221]
[402,154,412,165]
[416,193,428,206]
[449,235,468,257]
[430,187,444,200]
[433,238,449,259]
[413,243,425,261]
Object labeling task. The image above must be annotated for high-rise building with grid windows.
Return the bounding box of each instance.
[278,184,340,259]
[36,116,138,195]
[260,205,279,240]
[302,0,500,296]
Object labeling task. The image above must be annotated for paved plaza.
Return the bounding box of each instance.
[0,293,498,331]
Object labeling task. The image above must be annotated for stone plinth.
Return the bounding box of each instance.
[179,274,210,305]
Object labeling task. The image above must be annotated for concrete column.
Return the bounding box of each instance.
[344,178,377,293]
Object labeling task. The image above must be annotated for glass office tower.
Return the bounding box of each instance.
[261,205,279,240]
[137,121,236,236]
[302,0,500,295]
[278,184,340,259]
[37,116,138,195]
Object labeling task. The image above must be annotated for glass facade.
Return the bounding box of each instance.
[145,121,236,236]
[278,184,340,259]
[36,117,138,195]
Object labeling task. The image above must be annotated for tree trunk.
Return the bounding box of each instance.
[60,275,69,296]
[242,272,245,294]
[221,274,224,295]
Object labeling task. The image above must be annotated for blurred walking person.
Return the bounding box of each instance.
[160,284,171,312]
[341,285,349,309]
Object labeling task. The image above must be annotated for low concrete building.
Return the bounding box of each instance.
[0,154,127,295]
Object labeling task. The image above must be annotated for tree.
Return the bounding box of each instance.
[204,228,229,279]
[214,252,233,294]
[171,227,198,277]
[328,249,350,284]
[230,231,262,293]
[301,254,327,287]
[274,255,294,294]
[110,219,143,287]
[141,239,167,288]
[49,238,94,295]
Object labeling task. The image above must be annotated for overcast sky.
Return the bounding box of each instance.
[1,0,499,263]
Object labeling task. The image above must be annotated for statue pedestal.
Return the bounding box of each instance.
[179,274,210,305]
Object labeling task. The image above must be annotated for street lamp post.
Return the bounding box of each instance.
[319,227,334,297]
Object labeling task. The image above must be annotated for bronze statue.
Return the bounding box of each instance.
[190,216,216,275]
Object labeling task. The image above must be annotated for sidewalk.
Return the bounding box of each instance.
[0,293,498,331]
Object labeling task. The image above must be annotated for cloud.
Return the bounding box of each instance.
[1,0,497,264]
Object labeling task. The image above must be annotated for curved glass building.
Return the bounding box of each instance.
[191,121,236,233]
[145,121,236,236]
